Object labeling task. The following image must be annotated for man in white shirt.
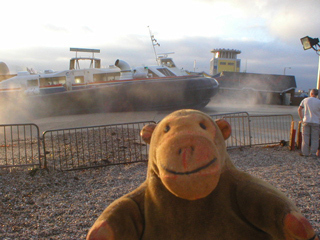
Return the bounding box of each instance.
[298,89,320,156]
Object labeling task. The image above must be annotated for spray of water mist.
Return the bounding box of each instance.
[0,93,35,124]
[213,73,296,108]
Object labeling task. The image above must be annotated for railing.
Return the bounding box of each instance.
[209,112,251,148]
[0,113,295,171]
[210,113,293,148]
[249,114,294,146]
[42,121,155,171]
[0,124,41,169]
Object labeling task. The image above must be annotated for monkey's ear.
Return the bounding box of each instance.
[140,124,157,144]
[215,119,231,140]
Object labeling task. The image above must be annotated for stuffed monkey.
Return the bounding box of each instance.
[87,109,318,240]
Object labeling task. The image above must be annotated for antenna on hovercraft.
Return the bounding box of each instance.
[148,26,160,65]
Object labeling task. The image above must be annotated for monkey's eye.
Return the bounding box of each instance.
[200,122,206,130]
[164,125,170,133]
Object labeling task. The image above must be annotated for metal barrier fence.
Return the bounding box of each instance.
[209,113,294,148]
[0,124,41,169]
[209,112,251,148]
[42,121,155,171]
[0,113,295,170]
[249,114,294,146]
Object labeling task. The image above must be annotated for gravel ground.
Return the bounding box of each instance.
[1,145,319,239]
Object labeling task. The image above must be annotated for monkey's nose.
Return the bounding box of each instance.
[179,146,195,170]
[178,146,195,155]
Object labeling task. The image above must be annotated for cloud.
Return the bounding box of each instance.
[195,0,319,45]
[1,0,319,92]
[2,34,318,92]
[265,1,320,43]
[44,24,68,33]
[82,26,93,33]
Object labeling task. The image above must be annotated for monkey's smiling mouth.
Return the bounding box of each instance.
[162,158,217,175]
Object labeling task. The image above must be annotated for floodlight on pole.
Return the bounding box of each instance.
[300,36,320,89]
[300,36,320,51]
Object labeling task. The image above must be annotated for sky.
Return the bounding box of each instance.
[0,0,319,91]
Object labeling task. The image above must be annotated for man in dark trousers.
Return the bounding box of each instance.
[298,88,320,156]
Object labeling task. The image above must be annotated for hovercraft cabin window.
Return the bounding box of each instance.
[160,59,176,68]
[75,76,84,84]
[93,73,120,82]
[40,76,66,87]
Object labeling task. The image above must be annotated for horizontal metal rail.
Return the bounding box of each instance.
[249,114,294,146]
[209,112,251,148]
[0,113,294,170]
[209,113,293,148]
[42,121,155,171]
[0,124,41,169]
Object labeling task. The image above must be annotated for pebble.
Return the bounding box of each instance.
[0,145,319,239]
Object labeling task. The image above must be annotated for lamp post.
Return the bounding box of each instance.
[283,67,291,75]
[300,36,320,89]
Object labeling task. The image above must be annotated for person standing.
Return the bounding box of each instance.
[298,89,320,156]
